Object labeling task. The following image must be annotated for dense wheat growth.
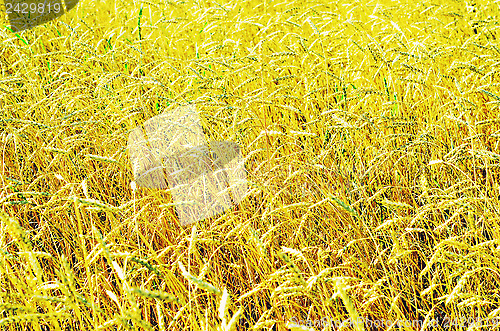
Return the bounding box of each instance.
[1,0,500,329]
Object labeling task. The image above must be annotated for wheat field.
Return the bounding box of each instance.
[1,0,500,330]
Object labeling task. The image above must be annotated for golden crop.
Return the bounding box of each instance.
[1,0,500,330]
